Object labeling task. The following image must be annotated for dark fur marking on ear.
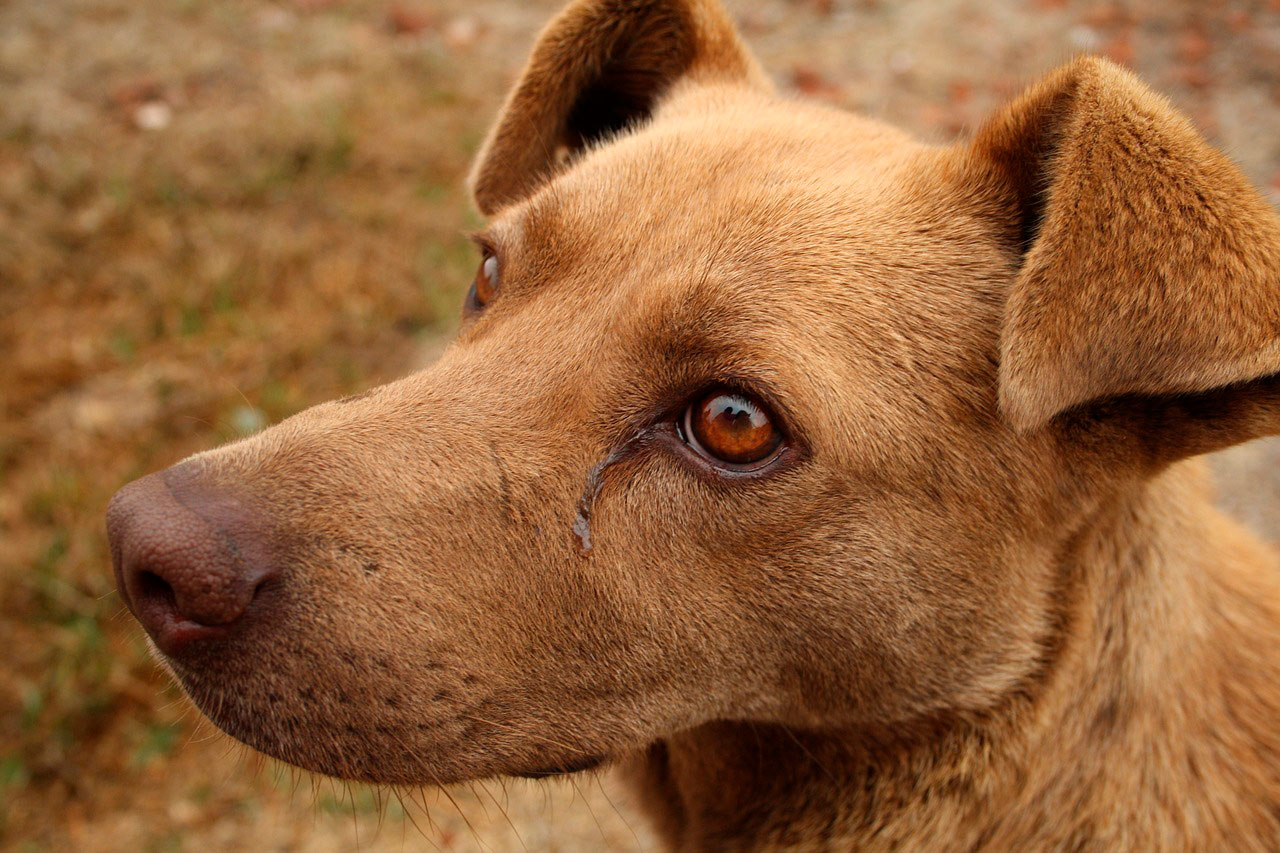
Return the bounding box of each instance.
[566,72,659,149]
[563,3,695,150]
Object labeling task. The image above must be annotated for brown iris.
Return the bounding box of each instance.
[471,252,499,308]
[684,388,784,467]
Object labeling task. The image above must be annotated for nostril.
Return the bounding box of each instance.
[251,574,274,601]
[137,570,177,612]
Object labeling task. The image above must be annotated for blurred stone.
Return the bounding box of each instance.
[443,16,482,50]
[72,203,108,235]
[168,799,199,826]
[790,64,841,99]
[133,101,172,131]
[387,4,435,36]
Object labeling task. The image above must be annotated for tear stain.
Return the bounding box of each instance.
[573,427,660,555]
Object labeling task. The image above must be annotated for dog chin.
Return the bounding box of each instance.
[157,657,607,785]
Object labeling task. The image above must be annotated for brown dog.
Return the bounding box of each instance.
[106,0,1280,847]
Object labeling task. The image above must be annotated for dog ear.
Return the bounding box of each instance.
[469,0,769,214]
[970,57,1280,455]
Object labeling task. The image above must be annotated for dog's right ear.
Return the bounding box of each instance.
[468,0,769,215]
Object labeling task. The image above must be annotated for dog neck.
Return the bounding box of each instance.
[622,460,1280,848]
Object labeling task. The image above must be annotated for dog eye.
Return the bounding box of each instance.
[682,388,784,469]
[468,251,499,310]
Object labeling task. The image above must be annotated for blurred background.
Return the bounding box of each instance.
[2,0,1278,849]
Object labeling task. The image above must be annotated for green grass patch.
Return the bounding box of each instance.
[133,722,184,768]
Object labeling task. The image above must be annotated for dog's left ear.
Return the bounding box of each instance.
[469,0,769,215]
[969,57,1280,457]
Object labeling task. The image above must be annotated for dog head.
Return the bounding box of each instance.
[107,0,1280,784]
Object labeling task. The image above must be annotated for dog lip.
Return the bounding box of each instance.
[512,753,606,779]
[144,611,232,657]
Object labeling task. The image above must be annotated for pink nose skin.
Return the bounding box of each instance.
[106,465,280,657]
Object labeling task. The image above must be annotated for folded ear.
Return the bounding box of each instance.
[970,57,1280,453]
[469,0,769,214]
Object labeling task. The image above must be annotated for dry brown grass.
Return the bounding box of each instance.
[2,0,1277,849]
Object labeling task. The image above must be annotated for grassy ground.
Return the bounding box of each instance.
[2,0,1278,849]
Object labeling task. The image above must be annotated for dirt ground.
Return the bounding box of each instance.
[3,0,1279,850]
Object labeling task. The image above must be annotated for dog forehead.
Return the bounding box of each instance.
[544,88,925,236]
[498,88,957,315]
[509,92,989,338]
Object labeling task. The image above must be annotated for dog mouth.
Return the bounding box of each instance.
[513,754,607,779]
[163,657,612,784]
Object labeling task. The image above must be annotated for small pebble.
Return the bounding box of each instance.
[133,101,172,131]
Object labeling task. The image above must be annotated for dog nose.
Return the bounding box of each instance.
[106,465,279,655]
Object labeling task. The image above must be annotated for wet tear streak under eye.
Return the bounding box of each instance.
[572,427,660,555]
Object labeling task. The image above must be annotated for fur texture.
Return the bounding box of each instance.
[110,0,1280,848]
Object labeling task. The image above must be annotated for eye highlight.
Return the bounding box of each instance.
[467,250,499,311]
[681,387,785,470]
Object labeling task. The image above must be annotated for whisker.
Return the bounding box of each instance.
[569,775,611,848]
[433,775,490,852]
[414,785,448,842]
[478,778,527,852]
[372,784,387,839]
[394,786,442,851]
[344,780,361,852]
[466,780,493,823]
[594,771,645,851]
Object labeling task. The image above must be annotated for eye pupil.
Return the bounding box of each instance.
[687,389,783,467]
